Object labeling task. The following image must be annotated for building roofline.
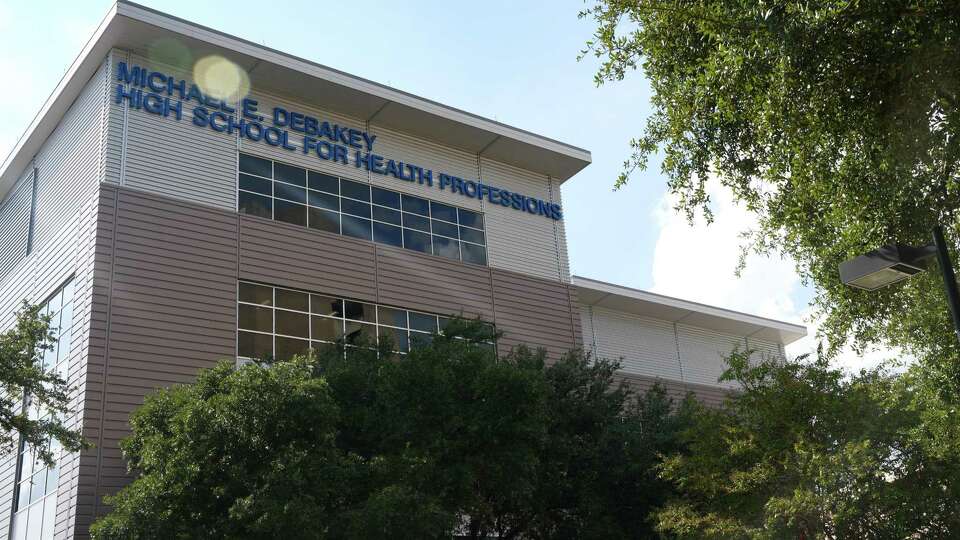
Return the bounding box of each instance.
[572,275,808,346]
[0,1,592,201]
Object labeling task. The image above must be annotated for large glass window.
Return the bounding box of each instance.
[237,154,488,266]
[237,281,494,363]
[10,278,74,540]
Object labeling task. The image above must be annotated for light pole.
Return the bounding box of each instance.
[839,226,960,346]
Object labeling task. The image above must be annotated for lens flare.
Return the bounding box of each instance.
[193,55,249,103]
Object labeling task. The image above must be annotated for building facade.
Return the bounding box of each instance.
[0,2,805,538]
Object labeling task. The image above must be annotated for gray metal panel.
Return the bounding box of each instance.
[481,158,564,282]
[490,268,578,362]
[114,52,237,211]
[238,215,378,302]
[591,307,684,382]
[375,244,494,320]
[83,186,238,533]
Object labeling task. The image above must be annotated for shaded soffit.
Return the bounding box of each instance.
[573,275,808,345]
[0,0,592,202]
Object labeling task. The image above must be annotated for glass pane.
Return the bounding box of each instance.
[17,478,30,510]
[340,179,370,201]
[409,312,439,333]
[311,316,343,341]
[55,325,72,363]
[377,306,407,328]
[433,236,460,260]
[239,282,273,306]
[41,494,56,540]
[372,205,401,225]
[343,301,376,322]
[237,331,272,360]
[341,198,371,219]
[378,327,409,352]
[371,186,400,208]
[275,337,310,361]
[275,310,309,338]
[274,182,307,204]
[238,304,272,332]
[341,216,372,241]
[458,208,483,229]
[274,200,307,226]
[274,163,306,186]
[308,171,339,194]
[438,316,451,331]
[239,153,272,177]
[461,242,487,266]
[344,321,376,345]
[401,194,429,216]
[26,501,43,540]
[239,173,271,195]
[402,213,430,232]
[239,191,272,219]
[275,289,309,311]
[431,220,458,239]
[311,295,344,317]
[373,222,403,248]
[10,511,26,540]
[29,471,45,503]
[431,202,457,223]
[410,331,434,349]
[45,463,59,497]
[308,190,339,211]
[308,208,340,234]
[403,229,431,254]
[459,226,485,245]
[61,280,75,307]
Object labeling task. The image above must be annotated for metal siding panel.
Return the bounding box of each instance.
[367,125,482,209]
[239,90,366,181]
[580,306,596,356]
[480,158,562,282]
[590,307,684,382]
[0,172,32,284]
[677,324,744,388]
[747,336,786,363]
[616,372,730,408]
[375,244,494,320]
[490,268,577,362]
[238,215,378,302]
[116,53,237,211]
[87,187,239,529]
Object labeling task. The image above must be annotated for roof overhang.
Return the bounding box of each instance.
[573,276,808,345]
[0,1,591,201]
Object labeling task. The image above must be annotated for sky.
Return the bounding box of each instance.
[0,0,896,370]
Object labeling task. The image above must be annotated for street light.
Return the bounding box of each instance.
[839,226,960,345]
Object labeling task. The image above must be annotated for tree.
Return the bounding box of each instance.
[91,321,693,539]
[654,350,960,539]
[0,302,85,465]
[579,1,960,377]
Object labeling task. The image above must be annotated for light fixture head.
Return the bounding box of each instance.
[839,244,934,291]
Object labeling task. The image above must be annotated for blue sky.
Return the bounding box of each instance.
[3,0,885,365]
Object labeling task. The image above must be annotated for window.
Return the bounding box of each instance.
[237,281,494,362]
[10,278,75,540]
[237,154,488,266]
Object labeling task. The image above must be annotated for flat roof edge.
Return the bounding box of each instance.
[116,1,592,166]
[572,275,808,344]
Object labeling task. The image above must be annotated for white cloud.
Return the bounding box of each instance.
[649,178,903,373]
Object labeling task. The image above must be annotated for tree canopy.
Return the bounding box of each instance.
[580,1,960,377]
[90,321,694,539]
[0,302,85,466]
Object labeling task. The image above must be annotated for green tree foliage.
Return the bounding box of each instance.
[91,321,693,539]
[0,302,85,465]
[580,1,960,374]
[655,350,960,539]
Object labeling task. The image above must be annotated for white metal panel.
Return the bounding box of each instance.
[101,49,125,186]
[0,172,32,283]
[677,324,744,388]
[366,125,482,209]
[117,52,237,210]
[239,89,367,183]
[552,178,571,282]
[480,158,562,282]
[747,336,785,362]
[580,305,596,356]
[591,307,683,381]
